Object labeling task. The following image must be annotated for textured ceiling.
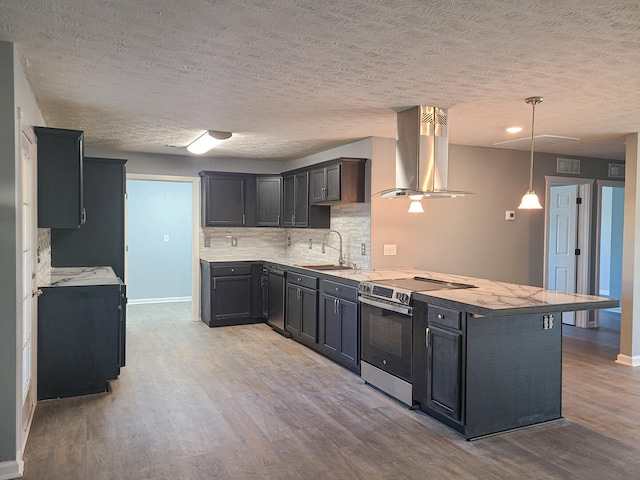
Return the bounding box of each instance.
[1,0,639,161]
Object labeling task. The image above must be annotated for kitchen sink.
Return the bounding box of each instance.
[297,264,352,271]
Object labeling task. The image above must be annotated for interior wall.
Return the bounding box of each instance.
[610,187,625,302]
[372,144,538,284]
[126,180,193,302]
[0,40,18,466]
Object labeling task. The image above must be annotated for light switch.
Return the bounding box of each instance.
[163,234,170,242]
[383,244,397,256]
[505,211,515,221]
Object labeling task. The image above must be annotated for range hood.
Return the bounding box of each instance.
[378,106,470,199]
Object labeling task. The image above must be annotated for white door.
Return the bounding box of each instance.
[548,184,578,325]
[20,124,37,447]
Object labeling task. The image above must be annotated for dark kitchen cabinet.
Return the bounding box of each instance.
[256,175,282,226]
[37,281,125,400]
[413,302,464,425]
[200,261,262,327]
[318,279,359,373]
[282,170,330,228]
[412,299,562,439]
[286,272,318,347]
[51,157,127,280]
[310,158,366,205]
[200,172,256,227]
[35,127,85,228]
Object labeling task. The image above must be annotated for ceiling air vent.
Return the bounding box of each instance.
[608,163,625,178]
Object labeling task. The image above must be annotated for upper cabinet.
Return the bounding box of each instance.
[200,172,256,227]
[310,158,366,205]
[282,171,330,229]
[35,127,85,228]
[256,175,282,227]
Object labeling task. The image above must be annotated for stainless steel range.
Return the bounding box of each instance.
[358,277,474,406]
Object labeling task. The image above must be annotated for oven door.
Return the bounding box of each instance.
[359,296,412,383]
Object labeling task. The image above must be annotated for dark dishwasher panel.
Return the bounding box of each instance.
[267,266,288,336]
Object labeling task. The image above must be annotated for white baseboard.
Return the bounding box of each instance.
[0,459,24,479]
[615,354,640,367]
[128,296,191,305]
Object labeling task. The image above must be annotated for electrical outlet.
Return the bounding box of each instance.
[308,238,312,249]
[361,243,366,255]
[231,236,238,247]
[383,244,397,256]
[163,234,170,243]
[505,210,516,221]
[204,237,211,247]
[287,235,291,247]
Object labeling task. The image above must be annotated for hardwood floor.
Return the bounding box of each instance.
[22,303,640,479]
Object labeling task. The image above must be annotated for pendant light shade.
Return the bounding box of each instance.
[518,96,544,210]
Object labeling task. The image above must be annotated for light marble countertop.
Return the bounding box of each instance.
[201,257,619,316]
[42,266,121,287]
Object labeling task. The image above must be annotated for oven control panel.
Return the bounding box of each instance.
[358,282,412,305]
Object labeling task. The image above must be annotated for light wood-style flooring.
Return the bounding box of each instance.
[21,303,640,479]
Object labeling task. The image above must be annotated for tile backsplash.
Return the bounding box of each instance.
[200,203,371,270]
[37,228,51,286]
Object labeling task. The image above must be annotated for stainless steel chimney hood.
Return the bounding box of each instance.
[378,106,470,199]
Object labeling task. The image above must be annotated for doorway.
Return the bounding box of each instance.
[126,174,200,322]
[544,177,593,327]
[595,181,624,330]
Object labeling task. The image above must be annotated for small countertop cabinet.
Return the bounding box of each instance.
[200,260,264,327]
[35,126,85,228]
[412,300,562,439]
[37,266,126,400]
[310,158,366,205]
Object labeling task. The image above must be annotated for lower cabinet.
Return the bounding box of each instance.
[285,272,318,347]
[412,300,562,439]
[318,279,359,373]
[38,282,126,400]
[200,261,263,327]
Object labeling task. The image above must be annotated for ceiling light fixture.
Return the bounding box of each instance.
[518,96,544,210]
[506,126,523,134]
[187,130,232,154]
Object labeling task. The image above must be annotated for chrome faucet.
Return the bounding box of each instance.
[321,230,345,266]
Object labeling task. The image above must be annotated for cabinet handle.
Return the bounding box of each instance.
[242,214,246,225]
[292,214,295,224]
[426,328,430,348]
[81,208,87,225]
[336,299,341,314]
[297,288,301,301]
[438,313,445,320]
[213,278,216,290]
[277,214,280,224]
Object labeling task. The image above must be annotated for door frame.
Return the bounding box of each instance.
[126,174,200,323]
[544,176,594,328]
[594,180,625,327]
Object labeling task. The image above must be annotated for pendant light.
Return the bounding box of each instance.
[518,96,544,209]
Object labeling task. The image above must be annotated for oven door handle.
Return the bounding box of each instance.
[358,296,412,316]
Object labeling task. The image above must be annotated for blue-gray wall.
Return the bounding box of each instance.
[610,186,625,302]
[126,180,192,301]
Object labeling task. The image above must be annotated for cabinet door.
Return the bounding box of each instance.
[51,158,126,280]
[282,175,296,227]
[427,324,463,421]
[321,294,341,354]
[337,298,358,367]
[211,275,252,324]
[300,288,318,343]
[285,283,302,336]
[35,127,85,228]
[256,176,282,226]
[202,174,246,226]
[324,163,341,202]
[293,171,309,226]
[310,167,326,203]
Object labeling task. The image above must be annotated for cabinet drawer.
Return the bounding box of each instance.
[428,305,462,330]
[210,265,251,277]
[287,272,317,289]
[320,279,357,302]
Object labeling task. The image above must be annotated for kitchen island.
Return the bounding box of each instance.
[200,259,618,438]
